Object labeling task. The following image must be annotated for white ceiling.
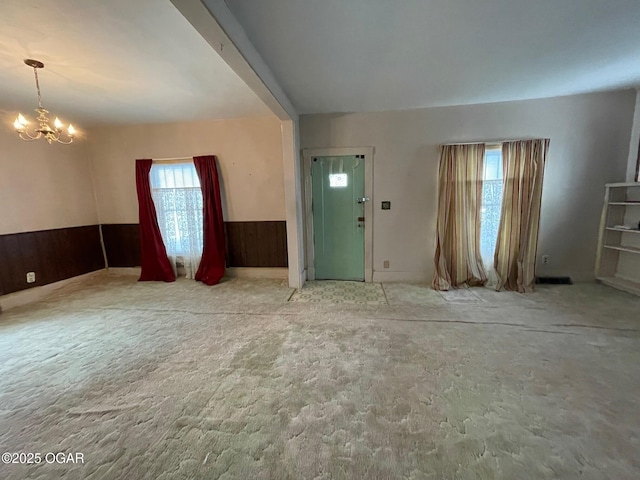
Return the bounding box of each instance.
[225,0,640,113]
[0,0,271,128]
[3,0,639,129]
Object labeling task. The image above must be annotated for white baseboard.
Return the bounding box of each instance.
[0,270,106,312]
[106,266,288,280]
[225,267,288,279]
[107,267,142,276]
[373,270,429,283]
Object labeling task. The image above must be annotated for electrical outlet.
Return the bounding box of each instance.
[383,260,390,269]
[26,272,36,283]
[542,255,550,265]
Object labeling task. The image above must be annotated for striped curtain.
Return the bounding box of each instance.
[494,139,550,292]
[433,144,488,290]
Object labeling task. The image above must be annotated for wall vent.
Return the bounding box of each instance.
[535,276,573,285]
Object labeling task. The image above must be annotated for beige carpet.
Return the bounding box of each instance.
[0,274,639,479]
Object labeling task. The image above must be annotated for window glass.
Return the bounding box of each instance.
[150,163,203,259]
[480,148,503,264]
[150,163,200,189]
[483,149,503,181]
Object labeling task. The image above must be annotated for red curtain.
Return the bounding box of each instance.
[135,159,176,282]
[193,155,226,285]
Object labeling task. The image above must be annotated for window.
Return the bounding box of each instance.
[480,147,504,266]
[329,173,348,188]
[150,162,203,277]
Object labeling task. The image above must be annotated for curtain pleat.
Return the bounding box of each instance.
[433,144,488,290]
[494,139,549,292]
[135,159,176,282]
[193,155,226,286]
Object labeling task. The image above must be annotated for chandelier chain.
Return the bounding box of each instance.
[33,66,43,109]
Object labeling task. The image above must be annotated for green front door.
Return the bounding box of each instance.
[311,155,365,280]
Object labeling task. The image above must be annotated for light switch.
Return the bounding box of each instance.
[381,201,391,210]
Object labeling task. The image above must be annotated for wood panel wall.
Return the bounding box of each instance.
[101,221,288,269]
[101,224,141,267]
[225,221,288,268]
[0,225,104,296]
[0,221,287,297]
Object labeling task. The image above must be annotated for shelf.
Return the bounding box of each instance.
[597,183,640,297]
[603,244,640,255]
[597,276,640,296]
[606,227,640,234]
[605,182,640,188]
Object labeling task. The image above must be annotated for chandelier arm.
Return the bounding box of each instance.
[44,130,74,144]
[18,131,42,141]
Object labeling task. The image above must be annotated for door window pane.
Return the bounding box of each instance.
[329,173,348,188]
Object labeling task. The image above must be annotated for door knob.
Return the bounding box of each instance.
[357,197,370,204]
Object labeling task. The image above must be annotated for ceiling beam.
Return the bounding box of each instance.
[170,0,298,121]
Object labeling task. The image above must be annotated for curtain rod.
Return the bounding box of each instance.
[152,156,192,164]
[441,138,545,146]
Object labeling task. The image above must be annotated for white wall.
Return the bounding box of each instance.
[0,128,98,235]
[300,90,636,282]
[87,116,285,224]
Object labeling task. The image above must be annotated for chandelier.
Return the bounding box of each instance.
[14,59,76,144]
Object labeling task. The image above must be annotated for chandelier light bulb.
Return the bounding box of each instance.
[67,124,76,136]
[54,117,63,130]
[13,117,25,131]
[17,113,28,125]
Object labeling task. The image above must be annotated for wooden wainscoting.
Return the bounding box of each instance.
[225,221,288,267]
[0,225,104,296]
[101,221,288,269]
[101,224,141,268]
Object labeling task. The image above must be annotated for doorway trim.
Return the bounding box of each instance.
[302,147,374,282]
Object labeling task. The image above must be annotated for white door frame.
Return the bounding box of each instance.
[302,147,374,282]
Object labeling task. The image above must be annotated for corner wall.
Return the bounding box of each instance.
[300,90,636,283]
[0,129,98,235]
[0,128,103,296]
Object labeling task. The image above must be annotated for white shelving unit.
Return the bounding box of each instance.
[595,182,640,296]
